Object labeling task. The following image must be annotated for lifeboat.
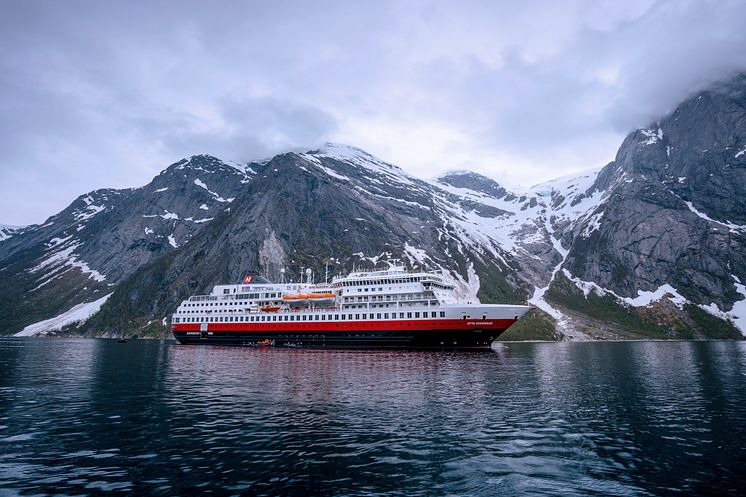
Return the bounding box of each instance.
[306,292,336,307]
[282,292,309,308]
[256,339,274,346]
[260,305,281,313]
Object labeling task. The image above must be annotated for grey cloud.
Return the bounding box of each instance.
[1,0,746,224]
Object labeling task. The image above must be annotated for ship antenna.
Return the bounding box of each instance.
[325,263,329,284]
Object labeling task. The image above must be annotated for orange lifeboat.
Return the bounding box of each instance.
[282,292,309,308]
[260,305,281,313]
[306,292,336,307]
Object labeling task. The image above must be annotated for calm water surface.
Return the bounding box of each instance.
[0,339,745,496]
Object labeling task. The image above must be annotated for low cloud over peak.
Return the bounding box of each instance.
[2,0,746,224]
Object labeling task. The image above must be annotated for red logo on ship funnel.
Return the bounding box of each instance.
[243,275,253,284]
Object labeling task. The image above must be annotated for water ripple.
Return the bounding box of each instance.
[0,339,745,496]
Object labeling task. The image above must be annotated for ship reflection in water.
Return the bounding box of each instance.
[0,338,745,496]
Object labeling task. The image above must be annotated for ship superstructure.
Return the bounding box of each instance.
[171,267,529,349]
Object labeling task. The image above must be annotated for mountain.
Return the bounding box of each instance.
[547,75,746,338]
[81,144,530,336]
[0,155,254,334]
[2,74,745,340]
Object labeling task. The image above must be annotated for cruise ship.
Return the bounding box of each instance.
[171,267,530,350]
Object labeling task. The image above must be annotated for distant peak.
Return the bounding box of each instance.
[438,170,487,179]
[308,142,377,161]
[436,170,510,199]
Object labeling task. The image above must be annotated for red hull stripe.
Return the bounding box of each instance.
[172,318,517,333]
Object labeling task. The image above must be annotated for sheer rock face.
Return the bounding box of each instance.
[562,75,746,311]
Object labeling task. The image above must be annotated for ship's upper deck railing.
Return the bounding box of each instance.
[331,267,444,283]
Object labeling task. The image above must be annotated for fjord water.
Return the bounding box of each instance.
[0,339,744,496]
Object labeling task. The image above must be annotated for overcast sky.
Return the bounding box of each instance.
[2,0,746,225]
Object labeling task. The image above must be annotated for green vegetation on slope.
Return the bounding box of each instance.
[497,308,561,341]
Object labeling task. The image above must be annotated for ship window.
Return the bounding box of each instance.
[335,315,339,320]
[355,314,360,320]
[415,312,420,318]
[440,312,445,317]
[407,312,412,318]
[384,313,389,319]
[377,313,381,319]
[362,314,367,319]
[431,312,436,318]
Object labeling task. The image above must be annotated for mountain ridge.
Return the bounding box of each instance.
[2,75,746,340]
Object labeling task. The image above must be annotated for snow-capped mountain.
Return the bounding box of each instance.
[2,74,745,339]
[0,155,255,335]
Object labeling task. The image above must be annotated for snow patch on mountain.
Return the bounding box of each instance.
[168,235,178,248]
[73,195,106,222]
[448,263,481,303]
[730,278,746,335]
[403,242,429,266]
[562,268,688,309]
[312,143,416,186]
[641,127,663,145]
[194,178,229,203]
[581,212,604,238]
[28,240,106,286]
[682,200,746,232]
[14,293,112,337]
[0,224,21,241]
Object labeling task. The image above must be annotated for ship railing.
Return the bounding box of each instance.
[331,268,434,283]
